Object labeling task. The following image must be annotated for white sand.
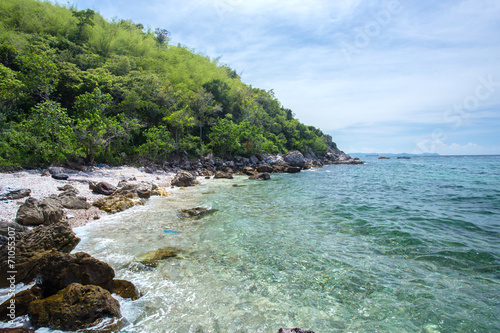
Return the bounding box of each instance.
[0,166,175,227]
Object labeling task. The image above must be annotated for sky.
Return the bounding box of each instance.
[66,0,500,155]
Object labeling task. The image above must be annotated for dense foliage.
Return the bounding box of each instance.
[0,0,329,169]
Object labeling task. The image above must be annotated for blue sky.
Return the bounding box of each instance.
[67,0,500,154]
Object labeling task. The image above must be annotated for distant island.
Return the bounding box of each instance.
[349,153,440,158]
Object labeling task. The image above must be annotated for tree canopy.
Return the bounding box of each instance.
[0,0,331,169]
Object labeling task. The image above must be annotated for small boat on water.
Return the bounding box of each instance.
[397,156,411,159]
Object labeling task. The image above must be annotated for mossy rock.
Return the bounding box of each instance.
[93,195,146,214]
[135,247,180,267]
[178,207,218,219]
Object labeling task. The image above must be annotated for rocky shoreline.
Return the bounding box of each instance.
[0,148,362,332]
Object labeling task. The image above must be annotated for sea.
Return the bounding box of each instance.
[7,155,500,332]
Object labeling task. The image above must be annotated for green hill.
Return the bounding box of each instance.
[0,0,330,169]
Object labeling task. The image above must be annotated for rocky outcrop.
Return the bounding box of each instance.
[152,186,170,197]
[283,151,306,168]
[257,165,274,173]
[136,247,179,267]
[89,181,117,195]
[0,222,80,288]
[284,166,301,174]
[111,279,139,300]
[93,193,146,214]
[214,170,233,179]
[16,197,64,226]
[37,252,115,298]
[242,166,257,175]
[56,191,91,210]
[0,286,42,320]
[179,207,217,219]
[28,283,121,331]
[171,171,199,187]
[0,186,31,200]
[249,173,271,180]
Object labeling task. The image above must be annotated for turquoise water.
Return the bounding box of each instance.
[74,156,500,333]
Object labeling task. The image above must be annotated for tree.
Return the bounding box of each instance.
[19,50,58,101]
[137,126,175,162]
[72,9,95,43]
[155,28,170,46]
[190,88,222,144]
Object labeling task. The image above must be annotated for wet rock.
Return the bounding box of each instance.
[136,183,152,199]
[278,329,315,333]
[0,222,80,288]
[151,187,170,197]
[214,170,233,179]
[179,207,217,219]
[257,165,274,173]
[116,179,128,187]
[0,286,42,319]
[37,252,115,298]
[136,247,179,267]
[111,279,139,300]
[283,151,306,168]
[93,194,146,214]
[16,197,64,226]
[242,166,257,175]
[28,283,121,331]
[284,166,301,174]
[0,328,36,332]
[171,171,199,187]
[249,173,271,180]
[0,186,31,200]
[89,181,117,196]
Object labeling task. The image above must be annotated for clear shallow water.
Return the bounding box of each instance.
[72,156,500,333]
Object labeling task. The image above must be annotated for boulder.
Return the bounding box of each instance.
[250,155,260,165]
[28,283,121,331]
[257,165,274,173]
[214,170,233,179]
[242,166,257,176]
[0,286,42,319]
[0,222,80,288]
[89,181,117,195]
[284,166,301,174]
[278,329,315,333]
[283,151,306,168]
[57,184,77,193]
[93,194,146,214]
[0,186,31,200]
[56,192,91,210]
[111,279,139,300]
[136,247,179,267]
[171,171,199,187]
[136,183,152,199]
[249,173,271,180]
[37,252,115,297]
[48,166,68,175]
[178,207,217,219]
[0,221,28,237]
[16,197,64,226]
[0,328,36,332]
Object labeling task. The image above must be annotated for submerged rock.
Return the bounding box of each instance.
[136,247,180,267]
[37,252,115,298]
[111,279,140,300]
[0,222,80,288]
[151,186,170,197]
[171,171,199,187]
[278,329,315,333]
[214,170,233,179]
[28,283,121,331]
[179,207,217,219]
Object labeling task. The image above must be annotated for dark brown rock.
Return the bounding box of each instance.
[56,192,91,210]
[0,286,42,320]
[136,183,152,199]
[16,197,64,226]
[278,329,315,333]
[0,328,36,332]
[89,181,117,195]
[37,252,115,297]
[111,279,139,300]
[171,171,199,187]
[257,165,274,173]
[284,166,301,174]
[28,283,121,331]
[0,221,28,237]
[51,174,69,180]
[179,207,217,219]
[249,173,271,180]
[0,222,80,288]
[242,166,257,175]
